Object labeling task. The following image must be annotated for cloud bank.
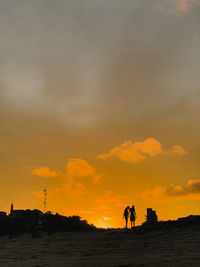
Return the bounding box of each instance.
[98,138,186,163]
[67,158,102,184]
[34,158,101,200]
[32,166,58,178]
[142,178,200,203]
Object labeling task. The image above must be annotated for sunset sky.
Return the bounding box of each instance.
[0,0,200,228]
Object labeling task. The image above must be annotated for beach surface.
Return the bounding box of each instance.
[1,225,200,267]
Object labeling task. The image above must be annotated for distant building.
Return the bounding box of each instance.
[9,203,25,217]
[0,211,6,217]
[31,209,43,216]
[145,208,158,224]
[9,204,43,217]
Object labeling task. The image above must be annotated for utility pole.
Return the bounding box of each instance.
[43,187,47,213]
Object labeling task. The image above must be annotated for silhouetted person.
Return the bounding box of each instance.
[130,205,136,227]
[123,206,130,228]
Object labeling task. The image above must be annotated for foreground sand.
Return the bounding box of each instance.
[1,225,200,266]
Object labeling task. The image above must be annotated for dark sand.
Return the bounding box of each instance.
[1,225,200,266]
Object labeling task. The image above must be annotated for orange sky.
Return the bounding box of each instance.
[0,0,200,228]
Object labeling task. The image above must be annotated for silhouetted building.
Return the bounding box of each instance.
[32,209,43,216]
[10,203,13,213]
[9,203,25,217]
[0,204,95,236]
[145,208,158,224]
[0,211,6,217]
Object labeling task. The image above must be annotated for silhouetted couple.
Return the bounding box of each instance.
[123,205,136,228]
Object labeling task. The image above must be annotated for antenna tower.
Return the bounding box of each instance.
[43,187,47,213]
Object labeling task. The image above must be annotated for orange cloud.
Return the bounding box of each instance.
[142,186,168,203]
[67,158,95,177]
[98,190,127,208]
[67,158,102,183]
[62,178,86,198]
[142,178,200,203]
[32,166,58,178]
[34,178,86,200]
[98,138,186,163]
[168,145,187,155]
[98,138,161,162]
[34,158,102,201]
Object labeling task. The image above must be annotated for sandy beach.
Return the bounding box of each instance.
[1,225,200,267]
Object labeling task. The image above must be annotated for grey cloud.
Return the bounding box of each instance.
[0,0,199,139]
[167,179,200,197]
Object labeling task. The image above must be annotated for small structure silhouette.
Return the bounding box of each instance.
[145,208,158,224]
